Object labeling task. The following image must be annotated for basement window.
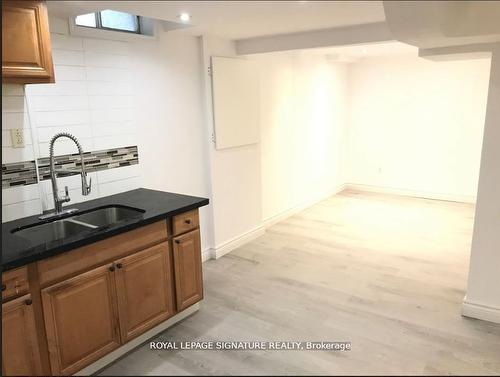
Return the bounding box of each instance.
[75,10,141,34]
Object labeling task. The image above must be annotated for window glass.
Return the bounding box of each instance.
[100,10,139,32]
[75,13,97,28]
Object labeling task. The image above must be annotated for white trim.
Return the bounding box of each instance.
[462,298,500,324]
[262,184,347,229]
[74,303,200,376]
[204,184,347,261]
[201,248,212,262]
[345,183,476,204]
[209,225,266,260]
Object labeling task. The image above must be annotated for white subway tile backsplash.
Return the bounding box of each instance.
[99,176,141,197]
[93,134,136,151]
[41,171,98,193]
[35,110,90,127]
[45,186,100,210]
[87,81,132,96]
[2,130,33,147]
[36,124,92,143]
[3,32,140,222]
[97,164,140,184]
[51,33,83,51]
[92,121,135,137]
[32,95,88,111]
[83,38,129,55]
[85,67,129,82]
[2,96,26,112]
[54,65,86,81]
[38,137,94,158]
[52,49,85,66]
[2,185,40,205]
[2,112,29,130]
[85,51,130,68]
[90,108,133,123]
[26,81,87,96]
[2,199,43,223]
[88,95,133,110]
[2,147,35,164]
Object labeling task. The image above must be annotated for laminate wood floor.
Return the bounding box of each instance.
[99,190,500,376]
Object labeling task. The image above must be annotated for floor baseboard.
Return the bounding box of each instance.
[262,184,347,229]
[345,183,476,204]
[462,299,500,324]
[209,225,266,260]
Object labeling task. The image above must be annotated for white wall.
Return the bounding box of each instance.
[464,46,500,323]
[129,32,212,253]
[200,36,263,256]
[347,55,491,202]
[2,85,43,221]
[257,52,349,222]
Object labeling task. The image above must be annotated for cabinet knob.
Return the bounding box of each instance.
[1,284,6,291]
[175,239,181,244]
[116,263,123,269]
[25,299,32,306]
[109,266,115,272]
[185,219,191,225]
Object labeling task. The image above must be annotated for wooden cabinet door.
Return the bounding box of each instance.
[41,264,120,376]
[172,229,204,311]
[2,294,43,376]
[114,242,175,342]
[2,0,54,83]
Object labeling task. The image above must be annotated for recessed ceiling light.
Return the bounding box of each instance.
[179,12,190,22]
[362,48,368,54]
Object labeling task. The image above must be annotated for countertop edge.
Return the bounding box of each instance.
[2,190,209,272]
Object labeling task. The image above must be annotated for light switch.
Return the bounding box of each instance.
[10,128,25,148]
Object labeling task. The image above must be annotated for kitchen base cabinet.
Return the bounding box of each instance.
[173,229,204,311]
[2,294,43,376]
[3,207,206,376]
[41,264,121,376]
[115,242,175,342]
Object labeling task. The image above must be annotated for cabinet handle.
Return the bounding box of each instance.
[25,299,32,306]
[109,266,115,272]
[116,263,123,269]
[1,284,5,291]
[175,239,181,244]
[185,219,191,225]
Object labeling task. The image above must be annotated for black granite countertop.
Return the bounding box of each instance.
[2,188,209,271]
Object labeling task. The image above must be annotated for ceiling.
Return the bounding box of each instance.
[304,41,418,58]
[47,1,386,40]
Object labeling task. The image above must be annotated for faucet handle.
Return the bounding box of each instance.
[62,186,71,203]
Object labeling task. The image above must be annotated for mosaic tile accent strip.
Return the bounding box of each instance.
[2,146,139,188]
[37,145,139,181]
[2,161,38,189]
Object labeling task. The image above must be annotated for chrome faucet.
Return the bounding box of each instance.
[39,132,92,220]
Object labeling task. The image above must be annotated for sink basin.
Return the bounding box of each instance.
[71,206,144,228]
[11,205,144,244]
[12,219,95,244]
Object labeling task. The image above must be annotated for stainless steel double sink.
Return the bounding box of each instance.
[11,206,144,244]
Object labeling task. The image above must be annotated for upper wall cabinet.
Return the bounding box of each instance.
[2,0,55,84]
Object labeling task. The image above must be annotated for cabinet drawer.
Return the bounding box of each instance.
[173,210,199,235]
[2,266,29,301]
[38,220,168,287]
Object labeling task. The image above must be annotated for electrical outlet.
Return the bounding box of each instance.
[10,128,25,148]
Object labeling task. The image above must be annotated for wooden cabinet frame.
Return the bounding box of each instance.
[2,0,55,83]
[2,210,204,376]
